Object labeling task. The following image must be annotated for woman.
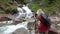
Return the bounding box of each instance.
[35,9,51,34]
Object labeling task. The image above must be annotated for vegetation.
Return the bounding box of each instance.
[0,0,17,14]
[0,0,60,15]
[29,0,60,15]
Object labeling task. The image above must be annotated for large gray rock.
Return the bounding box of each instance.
[12,28,29,34]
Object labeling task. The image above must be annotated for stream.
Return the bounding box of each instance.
[0,5,35,34]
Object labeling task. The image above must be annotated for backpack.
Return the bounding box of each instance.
[41,14,51,27]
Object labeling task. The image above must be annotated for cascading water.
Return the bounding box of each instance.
[15,5,33,21]
[0,21,29,34]
[15,6,26,21]
[0,5,35,34]
[22,5,33,20]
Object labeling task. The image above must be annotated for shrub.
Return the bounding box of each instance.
[5,7,17,15]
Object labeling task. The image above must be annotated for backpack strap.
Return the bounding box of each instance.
[41,14,51,27]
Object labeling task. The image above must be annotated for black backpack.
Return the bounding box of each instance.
[41,14,51,27]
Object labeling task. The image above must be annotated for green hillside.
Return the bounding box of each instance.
[0,0,17,14]
[29,0,60,14]
[0,0,60,15]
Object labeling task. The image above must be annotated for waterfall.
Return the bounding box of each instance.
[22,5,33,20]
[15,5,33,21]
[15,6,25,20]
[0,5,35,34]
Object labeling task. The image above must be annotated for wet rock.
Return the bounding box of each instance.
[48,30,58,34]
[0,17,12,22]
[12,28,29,34]
[0,14,12,22]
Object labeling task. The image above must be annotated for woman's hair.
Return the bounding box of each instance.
[36,9,45,16]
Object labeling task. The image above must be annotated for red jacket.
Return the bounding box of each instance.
[37,16,50,32]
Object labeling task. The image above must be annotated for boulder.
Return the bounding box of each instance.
[48,30,58,34]
[0,17,12,22]
[12,28,29,34]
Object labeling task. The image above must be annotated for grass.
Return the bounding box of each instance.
[0,0,17,14]
[29,3,40,12]
[29,0,60,15]
[0,0,60,15]
[0,10,5,14]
